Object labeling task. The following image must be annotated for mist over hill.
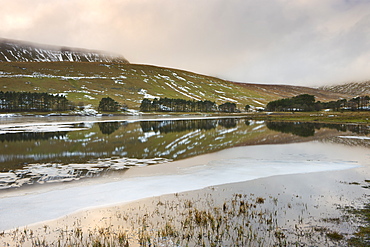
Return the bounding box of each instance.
[0,38,129,63]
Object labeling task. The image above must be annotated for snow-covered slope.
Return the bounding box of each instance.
[0,38,129,63]
[319,81,370,97]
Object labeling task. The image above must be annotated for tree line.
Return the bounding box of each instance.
[140,98,239,113]
[266,94,319,112]
[266,94,370,112]
[0,91,74,112]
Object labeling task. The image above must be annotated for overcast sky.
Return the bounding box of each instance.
[0,0,369,86]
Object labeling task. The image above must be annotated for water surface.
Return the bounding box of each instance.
[0,116,369,189]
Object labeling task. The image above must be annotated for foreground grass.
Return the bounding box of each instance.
[347,180,370,246]
[2,190,368,247]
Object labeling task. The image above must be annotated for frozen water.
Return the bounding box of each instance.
[0,142,362,231]
[339,136,370,140]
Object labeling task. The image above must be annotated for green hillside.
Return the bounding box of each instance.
[0,62,349,110]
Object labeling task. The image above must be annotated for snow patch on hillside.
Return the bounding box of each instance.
[138,89,159,100]
[71,105,98,116]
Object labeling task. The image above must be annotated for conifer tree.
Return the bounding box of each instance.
[98,97,120,112]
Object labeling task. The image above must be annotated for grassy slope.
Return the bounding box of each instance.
[0,62,351,110]
[319,80,370,97]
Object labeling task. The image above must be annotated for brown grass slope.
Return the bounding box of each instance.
[319,80,370,97]
[234,82,350,103]
[0,61,352,110]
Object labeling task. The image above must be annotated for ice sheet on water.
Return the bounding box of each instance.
[0,157,172,190]
[339,136,370,140]
[0,173,17,183]
[0,152,359,231]
[0,124,88,134]
[0,113,20,118]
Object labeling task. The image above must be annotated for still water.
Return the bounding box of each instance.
[0,116,369,189]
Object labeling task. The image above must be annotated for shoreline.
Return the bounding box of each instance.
[1,111,370,125]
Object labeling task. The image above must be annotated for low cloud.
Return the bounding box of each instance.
[0,0,369,86]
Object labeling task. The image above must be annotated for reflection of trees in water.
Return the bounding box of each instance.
[98,122,124,135]
[140,119,218,133]
[266,121,370,137]
[0,132,68,142]
[140,119,242,133]
[324,137,370,148]
[345,124,370,135]
[266,122,315,137]
[218,118,237,128]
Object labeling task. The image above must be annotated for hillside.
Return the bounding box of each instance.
[233,82,349,105]
[0,38,128,63]
[0,62,351,110]
[0,38,353,111]
[319,81,370,97]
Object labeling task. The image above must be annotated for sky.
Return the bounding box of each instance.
[0,0,369,86]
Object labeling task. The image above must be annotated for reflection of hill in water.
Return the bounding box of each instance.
[0,118,368,190]
[98,121,126,135]
[266,122,316,137]
[140,119,217,133]
[266,121,370,137]
[0,132,67,142]
[0,118,267,171]
[0,118,366,173]
[140,118,237,134]
[323,136,370,148]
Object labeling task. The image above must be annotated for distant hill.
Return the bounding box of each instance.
[0,62,351,110]
[0,38,352,110]
[319,81,370,97]
[232,82,348,104]
[0,38,129,63]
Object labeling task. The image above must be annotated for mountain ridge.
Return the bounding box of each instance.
[0,38,129,63]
